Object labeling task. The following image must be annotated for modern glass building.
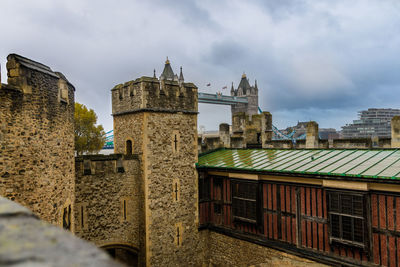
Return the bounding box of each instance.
[341,108,400,138]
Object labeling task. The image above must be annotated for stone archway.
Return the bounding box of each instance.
[100,243,138,267]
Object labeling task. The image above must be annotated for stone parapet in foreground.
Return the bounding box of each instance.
[0,197,120,266]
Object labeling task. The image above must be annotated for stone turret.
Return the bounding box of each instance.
[219,123,230,148]
[391,116,400,148]
[261,112,273,148]
[306,121,319,149]
[111,59,200,266]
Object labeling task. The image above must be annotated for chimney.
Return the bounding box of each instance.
[306,121,319,149]
[261,112,272,148]
[219,123,230,148]
[391,116,400,148]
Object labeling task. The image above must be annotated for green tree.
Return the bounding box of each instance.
[74,103,106,155]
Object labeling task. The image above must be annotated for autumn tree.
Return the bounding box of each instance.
[74,103,106,155]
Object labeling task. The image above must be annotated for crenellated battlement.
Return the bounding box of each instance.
[75,153,139,176]
[112,75,197,116]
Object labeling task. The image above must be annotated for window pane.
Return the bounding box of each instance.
[235,182,257,200]
[246,200,257,220]
[232,182,258,222]
[341,194,353,215]
[353,196,363,217]
[214,203,221,214]
[331,214,340,238]
[330,193,339,212]
[342,216,352,240]
[354,218,364,243]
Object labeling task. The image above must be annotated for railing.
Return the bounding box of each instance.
[198,92,248,105]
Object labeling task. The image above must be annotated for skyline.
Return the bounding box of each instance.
[1,0,400,131]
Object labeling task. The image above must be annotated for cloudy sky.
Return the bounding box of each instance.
[1,0,400,132]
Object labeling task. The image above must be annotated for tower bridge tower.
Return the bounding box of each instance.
[230,73,259,116]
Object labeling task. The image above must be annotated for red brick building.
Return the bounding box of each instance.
[198,148,400,266]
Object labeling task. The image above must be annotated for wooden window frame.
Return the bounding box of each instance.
[198,173,210,202]
[213,177,223,215]
[327,190,368,249]
[231,180,259,224]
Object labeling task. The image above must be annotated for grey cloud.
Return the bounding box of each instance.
[1,0,400,132]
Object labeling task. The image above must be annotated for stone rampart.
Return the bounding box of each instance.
[0,196,119,266]
[203,230,327,267]
[0,54,75,226]
[111,77,197,116]
[74,154,142,252]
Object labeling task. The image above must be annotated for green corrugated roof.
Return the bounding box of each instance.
[197,148,400,180]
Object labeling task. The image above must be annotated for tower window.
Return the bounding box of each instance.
[62,204,72,230]
[126,140,133,155]
[120,197,129,222]
[76,203,88,231]
[172,179,180,202]
[172,131,180,153]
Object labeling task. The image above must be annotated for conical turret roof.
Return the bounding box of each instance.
[179,66,184,82]
[238,73,251,94]
[160,57,175,80]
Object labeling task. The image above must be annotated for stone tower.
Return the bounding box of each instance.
[231,73,259,116]
[111,59,200,266]
[0,54,75,227]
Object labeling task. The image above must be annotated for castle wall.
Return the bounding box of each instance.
[0,196,119,266]
[0,54,75,226]
[143,112,203,266]
[332,138,372,149]
[205,231,327,267]
[74,155,142,253]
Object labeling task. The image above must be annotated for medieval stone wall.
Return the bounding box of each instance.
[112,80,144,115]
[74,154,142,254]
[113,113,145,155]
[0,196,119,266]
[204,231,327,267]
[143,112,203,266]
[0,54,75,226]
